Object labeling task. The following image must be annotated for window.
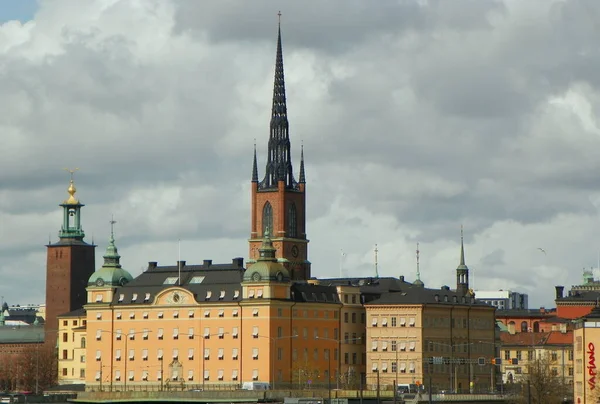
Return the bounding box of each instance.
[218,348,224,360]
[173,311,179,319]
[129,329,135,340]
[173,328,179,340]
[172,349,179,359]
[253,326,259,338]
[95,330,102,341]
[81,337,86,348]
[188,310,195,318]
[232,370,238,381]
[505,350,510,360]
[116,349,122,361]
[253,309,259,317]
[263,202,273,235]
[219,290,225,300]
[352,313,357,323]
[233,290,240,299]
[232,327,239,338]
[188,328,194,339]
[188,348,194,360]
[142,349,148,361]
[129,349,134,360]
[143,329,149,340]
[391,317,397,327]
[344,312,349,323]
[204,349,210,359]
[129,312,135,319]
[551,351,558,361]
[63,333,68,343]
[253,348,259,360]
[218,327,224,338]
[219,309,224,317]
[132,293,138,302]
[204,310,210,318]
[287,203,297,237]
[96,350,101,361]
[252,369,259,381]
[204,327,210,338]
[232,348,239,360]
[143,312,148,319]
[233,309,239,317]
[116,329,122,340]
[391,341,397,352]
[157,349,163,360]
[62,350,68,360]
[157,328,164,340]
[144,293,150,302]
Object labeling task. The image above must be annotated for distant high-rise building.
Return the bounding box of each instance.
[474,290,528,310]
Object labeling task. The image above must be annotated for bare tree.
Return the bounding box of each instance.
[509,355,572,404]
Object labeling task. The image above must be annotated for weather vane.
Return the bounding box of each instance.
[64,167,79,181]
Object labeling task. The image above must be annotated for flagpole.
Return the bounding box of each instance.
[178,239,181,285]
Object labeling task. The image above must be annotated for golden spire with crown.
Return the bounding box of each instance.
[64,168,80,205]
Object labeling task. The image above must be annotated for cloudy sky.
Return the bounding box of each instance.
[1,0,599,308]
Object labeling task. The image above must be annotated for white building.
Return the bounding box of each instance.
[474,290,528,310]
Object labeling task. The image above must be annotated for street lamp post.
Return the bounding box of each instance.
[99,329,151,392]
[316,336,362,401]
[257,334,297,390]
[196,332,229,391]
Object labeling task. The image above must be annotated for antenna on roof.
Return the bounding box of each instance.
[340,249,346,278]
[416,243,421,281]
[374,244,379,278]
[178,239,181,286]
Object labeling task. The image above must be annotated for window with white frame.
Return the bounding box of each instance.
[129,312,135,319]
[157,328,164,340]
[204,348,210,359]
[400,362,406,373]
[142,349,148,361]
[188,370,194,381]
[96,313,102,320]
[218,327,224,338]
[188,328,194,339]
[400,317,406,326]
[382,341,388,351]
[252,369,258,381]
[144,293,150,302]
[142,370,148,381]
[232,327,239,339]
[132,293,138,302]
[96,330,102,340]
[96,350,101,361]
[218,369,224,380]
[142,311,148,319]
[409,362,415,373]
[204,310,210,318]
[143,329,149,340]
[115,349,122,361]
[115,370,121,381]
[382,318,388,327]
[129,329,135,340]
[173,311,179,319]
[129,349,134,360]
[232,348,239,359]
[118,294,124,302]
[188,348,194,360]
[233,290,240,299]
[232,369,238,380]
[219,290,225,299]
[116,329,122,340]
[157,349,163,360]
[256,289,263,298]
[409,317,416,327]
[173,328,179,340]
[253,326,259,338]
[372,317,378,326]
[371,341,378,351]
[204,370,209,380]
[409,341,416,351]
[253,308,259,317]
[253,348,259,360]
[400,342,406,351]
[157,370,162,381]
[116,312,122,320]
[206,291,212,300]
[372,362,378,372]
[95,371,101,381]
[219,309,224,317]
[204,327,210,338]
[233,309,239,317]
[172,349,178,359]
[188,310,194,318]
[158,311,163,319]
[218,348,224,360]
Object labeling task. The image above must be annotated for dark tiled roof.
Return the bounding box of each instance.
[557,290,600,302]
[58,308,86,318]
[366,285,490,307]
[495,309,555,318]
[0,325,45,343]
[111,259,245,305]
[290,284,340,303]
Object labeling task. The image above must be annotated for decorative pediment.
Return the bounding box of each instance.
[156,288,194,306]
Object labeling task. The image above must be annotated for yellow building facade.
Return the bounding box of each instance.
[365,288,496,393]
[574,306,600,403]
[56,309,88,385]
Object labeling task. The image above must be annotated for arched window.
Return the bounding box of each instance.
[521,321,528,333]
[81,337,86,348]
[287,203,297,238]
[533,322,539,332]
[262,202,273,236]
[508,321,516,334]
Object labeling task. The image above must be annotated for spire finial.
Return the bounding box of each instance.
[460,225,465,266]
[252,139,258,182]
[416,242,421,281]
[63,167,80,204]
[110,215,117,242]
[374,244,379,278]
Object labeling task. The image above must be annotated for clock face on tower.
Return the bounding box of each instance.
[291,245,299,258]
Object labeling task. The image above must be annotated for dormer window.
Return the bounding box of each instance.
[233,290,240,299]
[131,293,138,302]
[219,290,225,300]
[144,293,150,302]
[248,290,255,298]
[257,289,264,298]
[118,294,124,302]
[206,291,212,300]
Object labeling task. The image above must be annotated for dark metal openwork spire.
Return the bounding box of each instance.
[259,12,298,191]
[252,140,258,182]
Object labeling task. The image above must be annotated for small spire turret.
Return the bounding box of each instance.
[414,242,424,287]
[299,143,306,184]
[252,141,258,182]
[456,225,469,296]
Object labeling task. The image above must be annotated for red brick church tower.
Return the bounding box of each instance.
[45,173,95,341]
[249,20,310,281]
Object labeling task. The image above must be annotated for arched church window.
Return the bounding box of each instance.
[521,321,528,332]
[288,203,297,238]
[262,202,273,236]
[81,337,86,348]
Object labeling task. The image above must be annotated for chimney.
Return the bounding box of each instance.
[399,275,405,282]
[232,257,244,267]
[555,285,564,299]
[148,261,158,270]
[203,259,212,267]
[177,260,186,268]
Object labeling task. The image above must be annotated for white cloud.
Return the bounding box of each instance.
[1,0,600,309]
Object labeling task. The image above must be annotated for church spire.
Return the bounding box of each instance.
[252,140,258,182]
[299,143,306,184]
[259,12,297,190]
[456,225,469,296]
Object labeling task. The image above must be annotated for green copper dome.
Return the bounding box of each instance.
[243,229,290,283]
[88,225,133,287]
